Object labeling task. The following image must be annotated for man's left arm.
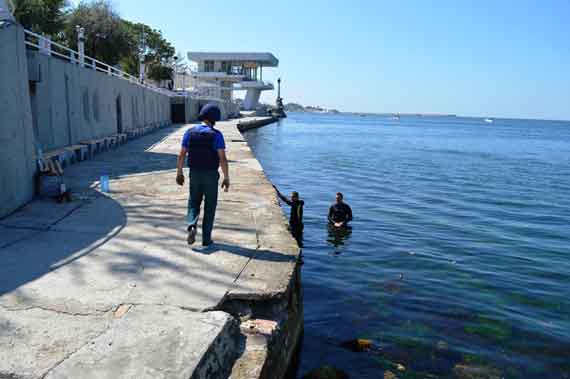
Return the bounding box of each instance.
[218,149,230,191]
[346,204,353,222]
[176,147,187,185]
[216,131,230,191]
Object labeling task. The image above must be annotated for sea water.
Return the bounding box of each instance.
[244,113,570,378]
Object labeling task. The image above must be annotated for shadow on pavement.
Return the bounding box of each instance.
[0,127,183,296]
[194,242,297,263]
[0,124,295,303]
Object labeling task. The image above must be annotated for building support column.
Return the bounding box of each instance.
[243,89,262,110]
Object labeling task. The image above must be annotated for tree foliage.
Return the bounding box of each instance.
[12,0,69,36]
[12,0,176,82]
[121,21,175,81]
[64,0,132,66]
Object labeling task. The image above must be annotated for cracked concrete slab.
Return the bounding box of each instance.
[0,307,112,379]
[0,118,300,378]
[44,306,238,379]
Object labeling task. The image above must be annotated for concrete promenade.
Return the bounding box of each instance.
[0,118,301,378]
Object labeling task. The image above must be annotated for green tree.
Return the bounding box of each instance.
[12,0,177,83]
[121,21,175,81]
[63,0,133,66]
[12,0,68,36]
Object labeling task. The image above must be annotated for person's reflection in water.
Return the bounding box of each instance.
[327,224,352,253]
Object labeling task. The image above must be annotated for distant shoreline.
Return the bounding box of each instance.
[283,108,570,122]
[283,103,457,117]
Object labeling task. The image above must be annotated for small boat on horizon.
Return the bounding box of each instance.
[484,118,494,123]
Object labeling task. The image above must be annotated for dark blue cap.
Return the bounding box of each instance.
[198,103,222,123]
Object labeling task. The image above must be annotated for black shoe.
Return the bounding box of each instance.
[202,240,214,247]
[187,225,196,245]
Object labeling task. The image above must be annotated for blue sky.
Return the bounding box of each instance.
[74,0,569,120]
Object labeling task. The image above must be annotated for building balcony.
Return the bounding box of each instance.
[191,71,245,82]
[235,81,274,91]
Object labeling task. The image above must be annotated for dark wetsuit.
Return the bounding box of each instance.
[328,202,353,226]
[277,192,304,247]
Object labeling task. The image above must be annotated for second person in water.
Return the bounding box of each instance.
[328,192,352,228]
[273,185,304,247]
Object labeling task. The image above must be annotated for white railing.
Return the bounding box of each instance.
[23,28,175,97]
[189,84,234,99]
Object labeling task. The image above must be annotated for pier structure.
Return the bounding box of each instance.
[187,52,278,111]
[0,117,301,379]
[1,3,301,375]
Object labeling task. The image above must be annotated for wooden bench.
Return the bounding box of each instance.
[117,133,127,145]
[104,135,118,149]
[126,128,141,139]
[79,138,108,157]
[64,144,89,163]
[42,148,72,168]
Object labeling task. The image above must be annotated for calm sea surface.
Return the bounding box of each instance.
[243,112,570,379]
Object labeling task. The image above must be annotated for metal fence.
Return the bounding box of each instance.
[23,28,174,97]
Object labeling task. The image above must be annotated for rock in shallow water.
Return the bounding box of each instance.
[302,365,350,379]
[454,363,502,379]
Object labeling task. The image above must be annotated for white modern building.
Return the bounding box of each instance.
[187,52,278,111]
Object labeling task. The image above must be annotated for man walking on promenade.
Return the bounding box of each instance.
[176,103,230,246]
[273,185,304,247]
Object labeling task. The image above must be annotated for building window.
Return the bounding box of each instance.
[221,61,231,74]
[231,64,243,75]
[204,60,214,72]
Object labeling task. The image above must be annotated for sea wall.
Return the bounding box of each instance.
[227,263,303,379]
[0,118,303,379]
[26,50,171,152]
[172,96,240,124]
[237,117,278,132]
[0,23,37,218]
[0,22,175,219]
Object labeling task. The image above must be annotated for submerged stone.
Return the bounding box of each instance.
[463,315,512,342]
[302,366,349,379]
[340,338,375,352]
[435,340,449,351]
[453,363,502,379]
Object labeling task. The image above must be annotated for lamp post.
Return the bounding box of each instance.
[273,77,286,118]
[76,26,85,67]
[139,30,146,83]
[172,56,179,90]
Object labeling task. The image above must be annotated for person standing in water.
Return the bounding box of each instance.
[273,185,304,247]
[328,192,352,228]
[176,103,230,246]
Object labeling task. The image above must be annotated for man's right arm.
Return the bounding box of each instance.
[273,186,292,206]
[176,147,187,185]
[328,206,334,223]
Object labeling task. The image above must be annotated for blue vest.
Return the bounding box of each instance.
[187,128,220,171]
